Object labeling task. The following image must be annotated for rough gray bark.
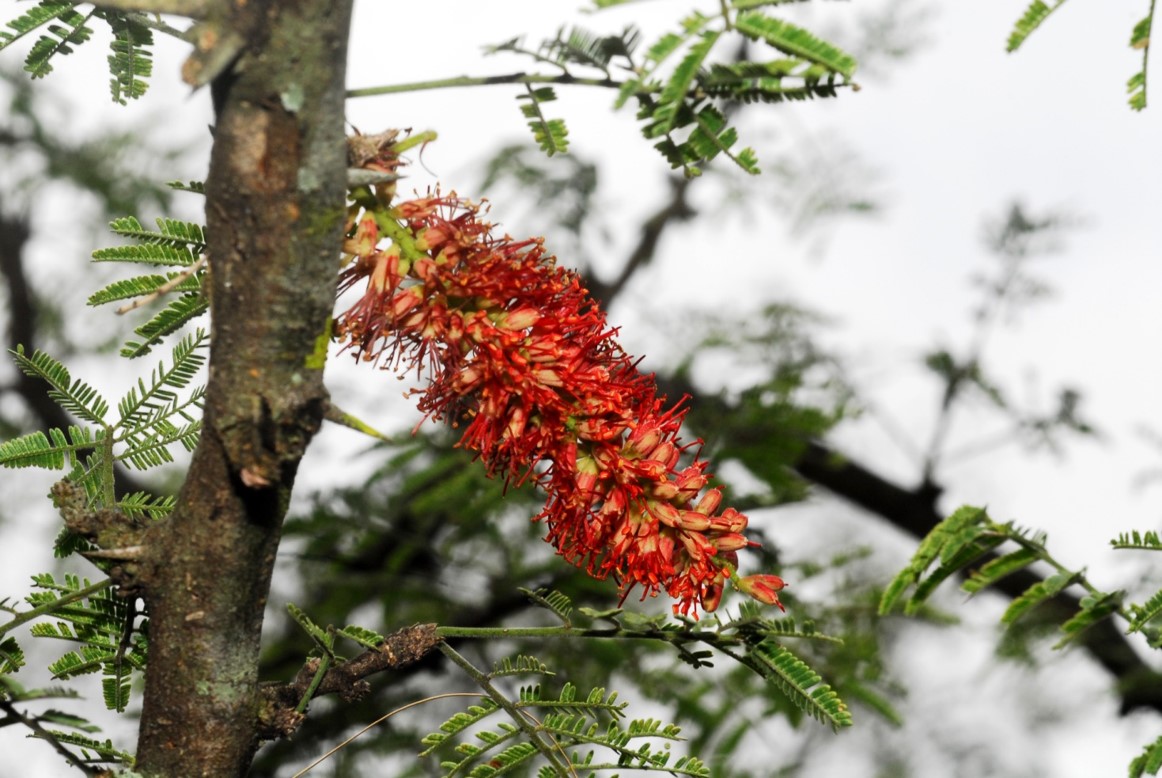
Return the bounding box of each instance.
[133,1,354,774]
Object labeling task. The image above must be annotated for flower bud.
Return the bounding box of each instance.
[710,533,751,552]
[677,510,711,532]
[737,574,787,610]
[650,500,682,528]
[694,487,723,516]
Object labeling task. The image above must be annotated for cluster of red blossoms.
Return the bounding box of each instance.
[335,192,785,617]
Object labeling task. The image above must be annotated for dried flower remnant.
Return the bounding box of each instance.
[336,190,784,616]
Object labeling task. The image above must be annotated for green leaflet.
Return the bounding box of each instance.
[420,655,712,777]
[1128,14,1151,110]
[1006,0,1063,52]
[20,574,144,714]
[1054,591,1123,649]
[121,294,210,358]
[0,427,95,471]
[745,641,853,730]
[1001,570,1079,625]
[518,86,570,156]
[1130,734,1162,778]
[99,11,153,104]
[734,11,857,79]
[1129,588,1162,633]
[1115,529,1162,551]
[0,636,26,674]
[649,29,721,135]
[0,0,76,49]
[962,547,1040,595]
[23,7,95,79]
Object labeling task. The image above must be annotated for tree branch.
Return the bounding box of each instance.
[132,1,354,774]
[258,624,441,740]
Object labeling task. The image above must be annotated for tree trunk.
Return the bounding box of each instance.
[134,1,353,773]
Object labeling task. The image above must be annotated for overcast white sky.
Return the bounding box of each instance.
[2,1,1161,775]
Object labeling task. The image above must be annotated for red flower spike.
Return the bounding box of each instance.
[335,191,781,618]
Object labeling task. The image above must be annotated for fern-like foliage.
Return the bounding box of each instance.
[0,675,132,769]
[1006,1,1062,52]
[91,215,209,357]
[96,10,153,104]
[0,2,156,100]
[473,4,855,175]
[512,588,853,732]
[1131,734,1162,778]
[742,641,852,729]
[21,574,144,713]
[1113,530,1162,551]
[879,506,1008,615]
[11,346,109,425]
[22,6,96,79]
[518,86,569,156]
[1006,0,1155,110]
[0,330,206,515]
[421,659,712,777]
[883,504,1162,775]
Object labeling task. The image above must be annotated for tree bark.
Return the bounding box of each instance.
[134,1,353,774]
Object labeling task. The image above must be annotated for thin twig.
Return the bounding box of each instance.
[0,579,113,639]
[348,72,626,99]
[0,698,101,776]
[87,0,208,19]
[116,255,206,315]
[289,692,484,777]
[439,642,576,776]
